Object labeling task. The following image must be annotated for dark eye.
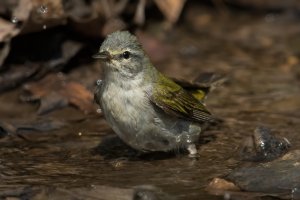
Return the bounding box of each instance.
[122,51,130,59]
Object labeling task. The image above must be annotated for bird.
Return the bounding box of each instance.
[93,31,216,155]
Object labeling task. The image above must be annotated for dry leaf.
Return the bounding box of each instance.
[63,0,97,22]
[0,118,66,137]
[12,0,33,22]
[0,42,10,68]
[134,0,147,25]
[102,18,126,36]
[0,185,174,200]
[0,18,20,42]
[154,0,186,24]
[207,178,240,191]
[22,73,95,115]
[0,65,39,93]
[136,31,170,62]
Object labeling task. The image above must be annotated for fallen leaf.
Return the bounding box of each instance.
[0,1,18,15]
[22,73,95,115]
[0,185,174,200]
[12,0,33,23]
[99,0,129,19]
[8,0,67,34]
[134,0,147,25]
[3,37,83,92]
[46,40,83,72]
[0,118,66,137]
[63,0,97,22]
[0,18,20,65]
[154,0,186,25]
[136,31,170,62]
[0,42,10,68]
[102,18,126,36]
[207,178,240,191]
[37,91,69,115]
[280,55,299,73]
[0,18,20,42]
[0,64,39,93]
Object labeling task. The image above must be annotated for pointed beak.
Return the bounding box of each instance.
[92,51,111,61]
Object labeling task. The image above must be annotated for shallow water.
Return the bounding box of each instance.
[1,7,300,200]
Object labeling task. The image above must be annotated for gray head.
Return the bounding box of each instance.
[93,31,147,77]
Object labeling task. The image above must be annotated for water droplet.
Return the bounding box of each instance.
[11,16,18,24]
[43,24,47,29]
[223,192,231,200]
[291,187,300,199]
[186,135,192,143]
[96,108,102,113]
[38,5,48,14]
[96,79,102,86]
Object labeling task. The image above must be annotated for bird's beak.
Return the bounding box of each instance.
[92,51,111,61]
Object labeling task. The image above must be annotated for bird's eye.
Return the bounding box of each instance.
[122,51,130,59]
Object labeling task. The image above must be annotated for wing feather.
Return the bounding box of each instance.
[148,74,215,123]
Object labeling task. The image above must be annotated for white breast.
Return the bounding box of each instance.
[99,76,152,141]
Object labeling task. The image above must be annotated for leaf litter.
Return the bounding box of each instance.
[22,73,95,115]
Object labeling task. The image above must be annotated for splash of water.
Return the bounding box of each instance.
[291,187,300,199]
[11,16,18,24]
[38,5,48,14]
[96,80,102,86]
[176,136,181,142]
[186,135,192,143]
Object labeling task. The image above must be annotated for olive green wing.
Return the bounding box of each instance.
[172,72,226,101]
[172,78,208,101]
[148,75,215,123]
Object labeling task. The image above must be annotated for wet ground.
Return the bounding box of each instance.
[1,6,300,200]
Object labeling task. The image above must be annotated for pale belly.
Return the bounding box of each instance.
[99,83,202,152]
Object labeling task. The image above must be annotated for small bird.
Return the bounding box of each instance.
[93,31,216,155]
